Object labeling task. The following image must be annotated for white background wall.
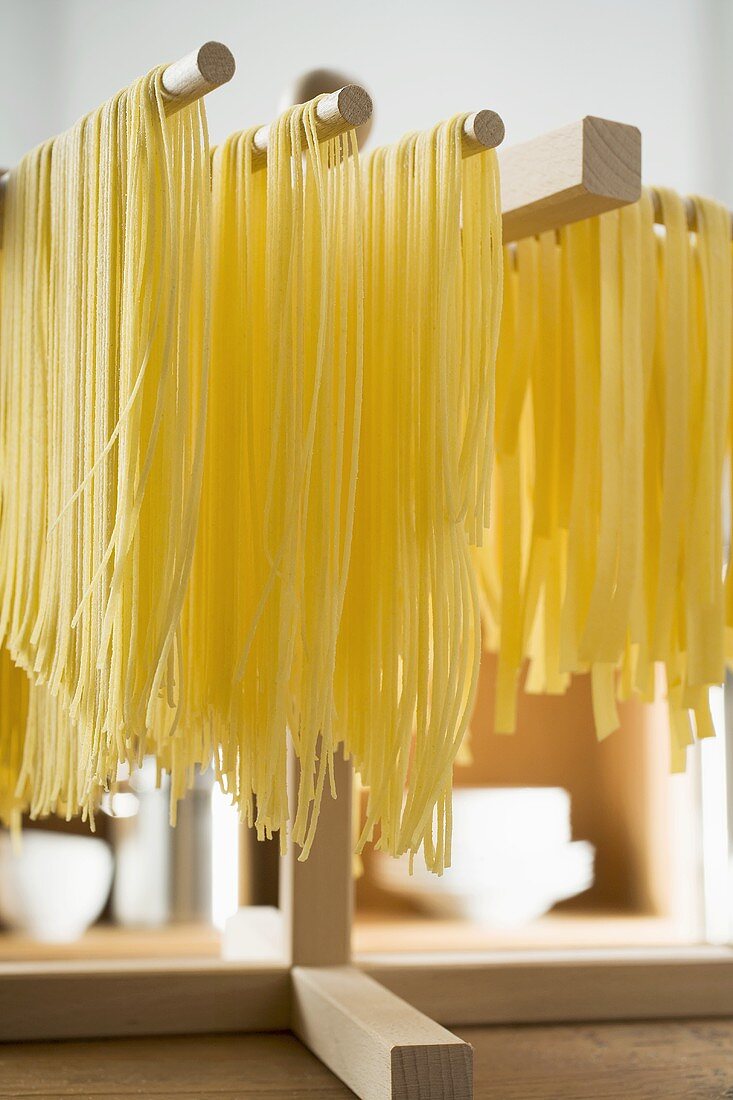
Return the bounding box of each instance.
[1,0,732,203]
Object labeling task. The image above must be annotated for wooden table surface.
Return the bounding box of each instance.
[2,1019,733,1098]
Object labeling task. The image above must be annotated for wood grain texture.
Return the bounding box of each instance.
[280,746,354,967]
[5,947,733,1042]
[292,965,472,1099]
[464,1019,733,1099]
[4,1020,733,1099]
[500,116,641,242]
[366,947,733,1028]
[0,1031,353,1098]
[161,41,236,114]
[462,110,505,157]
[0,959,290,1041]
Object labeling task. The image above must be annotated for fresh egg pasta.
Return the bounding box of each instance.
[163,102,364,849]
[474,188,733,768]
[336,119,502,872]
[0,66,211,821]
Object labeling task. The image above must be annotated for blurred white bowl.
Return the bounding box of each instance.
[373,786,594,926]
[0,830,113,942]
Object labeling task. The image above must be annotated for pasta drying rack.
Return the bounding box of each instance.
[0,41,646,1100]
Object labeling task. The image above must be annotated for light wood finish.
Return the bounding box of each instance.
[6,946,733,1041]
[252,84,373,168]
[353,910,694,955]
[462,110,505,156]
[500,115,641,242]
[280,745,475,1097]
[0,922,220,962]
[366,946,733,1027]
[161,41,236,113]
[0,909,691,964]
[0,958,290,1041]
[280,745,354,967]
[0,41,235,213]
[293,964,472,1100]
[251,95,501,167]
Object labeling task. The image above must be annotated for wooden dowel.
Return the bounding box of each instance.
[651,189,733,237]
[251,84,373,169]
[500,116,642,242]
[0,41,235,199]
[462,109,505,156]
[160,41,236,113]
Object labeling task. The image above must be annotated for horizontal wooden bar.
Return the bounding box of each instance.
[293,965,472,1100]
[4,947,733,1043]
[363,946,733,1027]
[0,959,290,1041]
[500,115,642,242]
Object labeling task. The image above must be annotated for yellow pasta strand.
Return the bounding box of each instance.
[474,187,732,767]
[168,102,364,851]
[336,119,502,871]
[0,67,210,821]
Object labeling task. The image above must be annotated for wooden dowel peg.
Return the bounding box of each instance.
[161,41,236,114]
[251,84,373,169]
[462,109,505,156]
[0,42,235,196]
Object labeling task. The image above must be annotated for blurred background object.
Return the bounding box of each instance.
[0,831,112,942]
[371,787,594,925]
[281,68,374,148]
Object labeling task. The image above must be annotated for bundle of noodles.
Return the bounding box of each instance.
[163,102,364,846]
[0,68,211,821]
[335,120,502,872]
[473,187,732,769]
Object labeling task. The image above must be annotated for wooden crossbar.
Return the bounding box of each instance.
[500,115,642,241]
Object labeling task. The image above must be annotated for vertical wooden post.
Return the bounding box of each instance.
[280,744,354,966]
[281,742,474,1098]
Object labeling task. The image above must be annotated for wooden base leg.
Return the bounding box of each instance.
[292,964,473,1099]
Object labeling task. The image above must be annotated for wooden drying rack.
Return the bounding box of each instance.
[9,40,724,1100]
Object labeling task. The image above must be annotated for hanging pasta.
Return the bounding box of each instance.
[0,67,211,821]
[162,101,364,847]
[335,118,503,872]
[473,187,733,767]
